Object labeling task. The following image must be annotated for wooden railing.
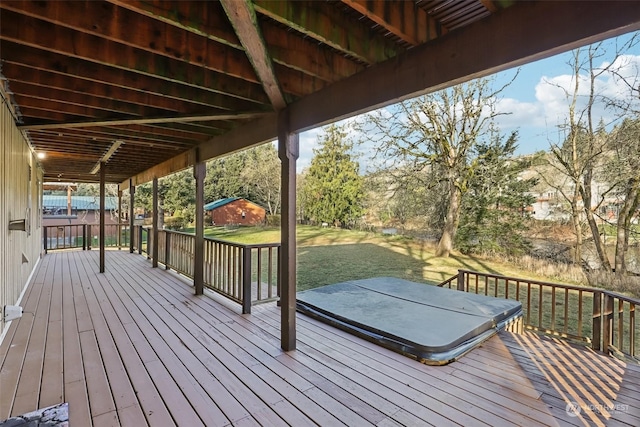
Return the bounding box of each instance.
[439,270,639,362]
[44,223,130,253]
[133,227,280,313]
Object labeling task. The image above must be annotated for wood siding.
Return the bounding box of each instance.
[0,97,43,342]
[210,199,265,226]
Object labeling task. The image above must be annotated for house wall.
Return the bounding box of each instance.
[210,199,265,225]
[0,99,43,343]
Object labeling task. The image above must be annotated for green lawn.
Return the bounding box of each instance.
[183,224,576,291]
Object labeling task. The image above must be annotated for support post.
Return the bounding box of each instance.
[602,294,614,354]
[278,110,298,351]
[242,247,252,314]
[43,226,48,254]
[152,177,159,268]
[592,291,602,351]
[138,226,143,255]
[165,231,171,270]
[129,181,135,253]
[457,270,465,291]
[194,159,206,295]
[117,188,122,249]
[99,161,106,273]
[82,224,86,251]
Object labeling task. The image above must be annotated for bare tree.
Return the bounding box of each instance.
[241,144,281,216]
[360,77,513,257]
[607,118,640,275]
[547,39,639,271]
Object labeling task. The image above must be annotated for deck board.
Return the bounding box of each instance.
[1,250,639,426]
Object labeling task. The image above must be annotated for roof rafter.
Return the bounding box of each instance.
[0,43,261,112]
[2,65,225,114]
[0,0,259,84]
[19,112,269,131]
[253,0,401,65]
[106,0,243,50]
[340,0,443,46]
[0,9,270,104]
[221,0,286,111]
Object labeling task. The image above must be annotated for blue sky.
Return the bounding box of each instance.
[296,32,640,172]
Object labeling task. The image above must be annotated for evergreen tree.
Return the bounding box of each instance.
[456,132,537,255]
[304,124,364,227]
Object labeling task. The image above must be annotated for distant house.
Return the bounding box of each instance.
[43,195,119,226]
[204,197,265,226]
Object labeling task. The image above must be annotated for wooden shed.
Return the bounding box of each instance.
[204,197,266,226]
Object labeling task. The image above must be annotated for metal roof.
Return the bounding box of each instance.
[204,197,241,211]
[43,195,118,211]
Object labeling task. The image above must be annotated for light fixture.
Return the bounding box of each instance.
[37,152,46,159]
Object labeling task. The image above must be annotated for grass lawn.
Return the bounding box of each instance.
[184,224,573,291]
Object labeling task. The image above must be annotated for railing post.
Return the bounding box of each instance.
[138,226,143,255]
[43,226,48,254]
[82,224,87,250]
[457,270,465,291]
[165,231,171,270]
[242,247,252,314]
[87,224,92,250]
[592,291,602,351]
[602,293,614,354]
[276,246,282,306]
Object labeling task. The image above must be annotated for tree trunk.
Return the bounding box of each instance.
[580,168,611,271]
[615,178,640,276]
[570,198,583,264]
[436,183,461,258]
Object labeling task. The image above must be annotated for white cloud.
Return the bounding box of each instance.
[293,49,640,169]
[533,53,640,135]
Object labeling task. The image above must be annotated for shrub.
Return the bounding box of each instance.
[164,216,185,230]
[266,214,280,226]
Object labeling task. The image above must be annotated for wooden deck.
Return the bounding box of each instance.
[1,250,639,427]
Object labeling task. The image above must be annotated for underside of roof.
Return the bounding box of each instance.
[1,1,639,185]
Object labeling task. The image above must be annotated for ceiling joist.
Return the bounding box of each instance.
[19,112,270,131]
[0,0,636,184]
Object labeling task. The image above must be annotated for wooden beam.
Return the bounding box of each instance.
[221,0,287,111]
[0,10,269,104]
[120,150,196,190]
[287,0,640,133]
[19,112,270,131]
[108,0,242,50]
[112,0,361,84]
[0,62,221,114]
[253,0,400,65]
[193,158,205,296]
[0,42,262,111]
[340,0,442,46]
[120,113,277,188]
[99,161,106,273]
[198,113,277,163]
[278,109,298,352]
[0,0,259,84]
[265,23,363,82]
